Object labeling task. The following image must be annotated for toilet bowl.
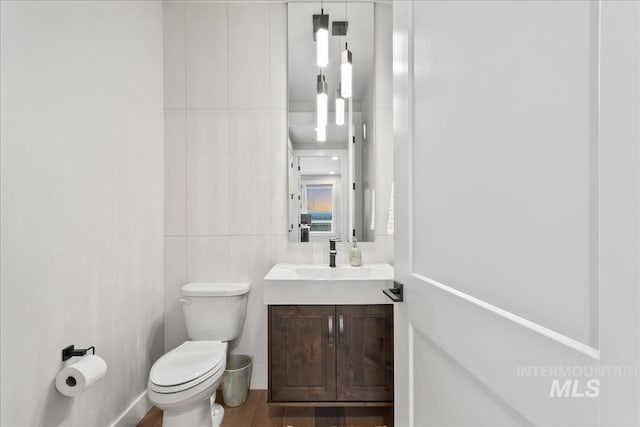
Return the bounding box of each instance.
[147,282,250,427]
[148,341,227,426]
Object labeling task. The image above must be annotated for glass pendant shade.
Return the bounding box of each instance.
[317,74,328,128]
[335,88,345,126]
[315,14,329,67]
[341,48,353,98]
[317,125,327,142]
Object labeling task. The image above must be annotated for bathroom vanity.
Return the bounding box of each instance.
[269,3,394,404]
[264,263,394,407]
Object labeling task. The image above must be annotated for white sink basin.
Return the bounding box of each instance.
[263,263,394,305]
[294,266,372,280]
[265,263,393,281]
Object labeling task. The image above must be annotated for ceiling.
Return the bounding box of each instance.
[289,125,348,148]
[299,156,343,176]
[288,111,360,147]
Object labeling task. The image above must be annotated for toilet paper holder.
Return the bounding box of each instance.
[62,345,96,361]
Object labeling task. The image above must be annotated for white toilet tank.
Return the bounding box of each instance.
[180,282,250,341]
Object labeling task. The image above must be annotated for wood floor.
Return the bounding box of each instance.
[137,390,393,427]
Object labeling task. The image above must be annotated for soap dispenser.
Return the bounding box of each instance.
[350,237,362,267]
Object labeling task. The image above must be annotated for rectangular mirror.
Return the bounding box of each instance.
[287,1,375,242]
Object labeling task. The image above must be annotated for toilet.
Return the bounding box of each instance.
[147,282,250,427]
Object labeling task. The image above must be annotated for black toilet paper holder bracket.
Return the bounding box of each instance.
[62,345,96,361]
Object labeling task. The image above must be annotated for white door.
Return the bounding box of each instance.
[392,1,640,426]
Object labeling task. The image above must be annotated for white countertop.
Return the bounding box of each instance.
[263,263,395,305]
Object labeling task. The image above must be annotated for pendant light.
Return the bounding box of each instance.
[313,3,329,68]
[335,85,345,126]
[317,73,328,139]
[340,0,352,98]
[317,125,327,142]
[341,45,352,99]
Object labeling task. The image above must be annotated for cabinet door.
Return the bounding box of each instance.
[336,305,394,401]
[269,305,336,401]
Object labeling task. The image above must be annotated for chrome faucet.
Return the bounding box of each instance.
[329,238,340,268]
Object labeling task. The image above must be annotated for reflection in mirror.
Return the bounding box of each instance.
[298,156,345,241]
[288,2,375,243]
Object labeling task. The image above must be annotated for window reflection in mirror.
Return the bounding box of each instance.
[298,156,345,241]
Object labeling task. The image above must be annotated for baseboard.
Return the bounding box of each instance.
[109,391,152,427]
[249,360,267,389]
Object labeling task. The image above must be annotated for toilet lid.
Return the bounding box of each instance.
[150,341,225,387]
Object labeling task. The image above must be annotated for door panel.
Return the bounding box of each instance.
[270,305,336,401]
[411,0,598,350]
[336,305,393,401]
[408,283,598,425]
[393,1,639,426]
[413,331,527,427]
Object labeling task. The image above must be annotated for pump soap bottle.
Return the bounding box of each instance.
[350,237,362,267]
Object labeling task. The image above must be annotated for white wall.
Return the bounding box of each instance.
[599,1,640,424]
[361,3,393,243]
[163,1,394,389]
[0,2,164,426]
[373,3,394,245]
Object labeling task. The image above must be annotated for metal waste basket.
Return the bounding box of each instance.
[221,354,252,407]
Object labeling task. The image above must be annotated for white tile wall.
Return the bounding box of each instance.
[228,109,270,235]
[269,236,314,264]
[228,236,271,368]
[269,4,288,110]
[228,4,271,109]
[162,2,393,390]
[163,3,186,108]
[165,236,187,351]
[165,109,186,235]
[187,236,230,282]
[185,3,228,108]
[186,109,229,235]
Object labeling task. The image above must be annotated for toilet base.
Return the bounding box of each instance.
[162,398,221,427]
[211,402,224,427]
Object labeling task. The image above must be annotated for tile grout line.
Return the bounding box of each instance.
[268,3,273,241]
[226,3,230,109]
[226,3,230,281]
[183,3,189,281]
[165,107,287,111]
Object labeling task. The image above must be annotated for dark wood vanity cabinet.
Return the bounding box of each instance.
[335,305,394,402]
[268,305,393,405]
[269,305,336,401]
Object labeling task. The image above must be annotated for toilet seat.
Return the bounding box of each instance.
[150,341,226,394]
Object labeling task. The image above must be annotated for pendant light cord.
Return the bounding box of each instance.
[344,0,348,49]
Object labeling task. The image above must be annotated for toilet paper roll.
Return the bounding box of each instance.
[55,355,107,397]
